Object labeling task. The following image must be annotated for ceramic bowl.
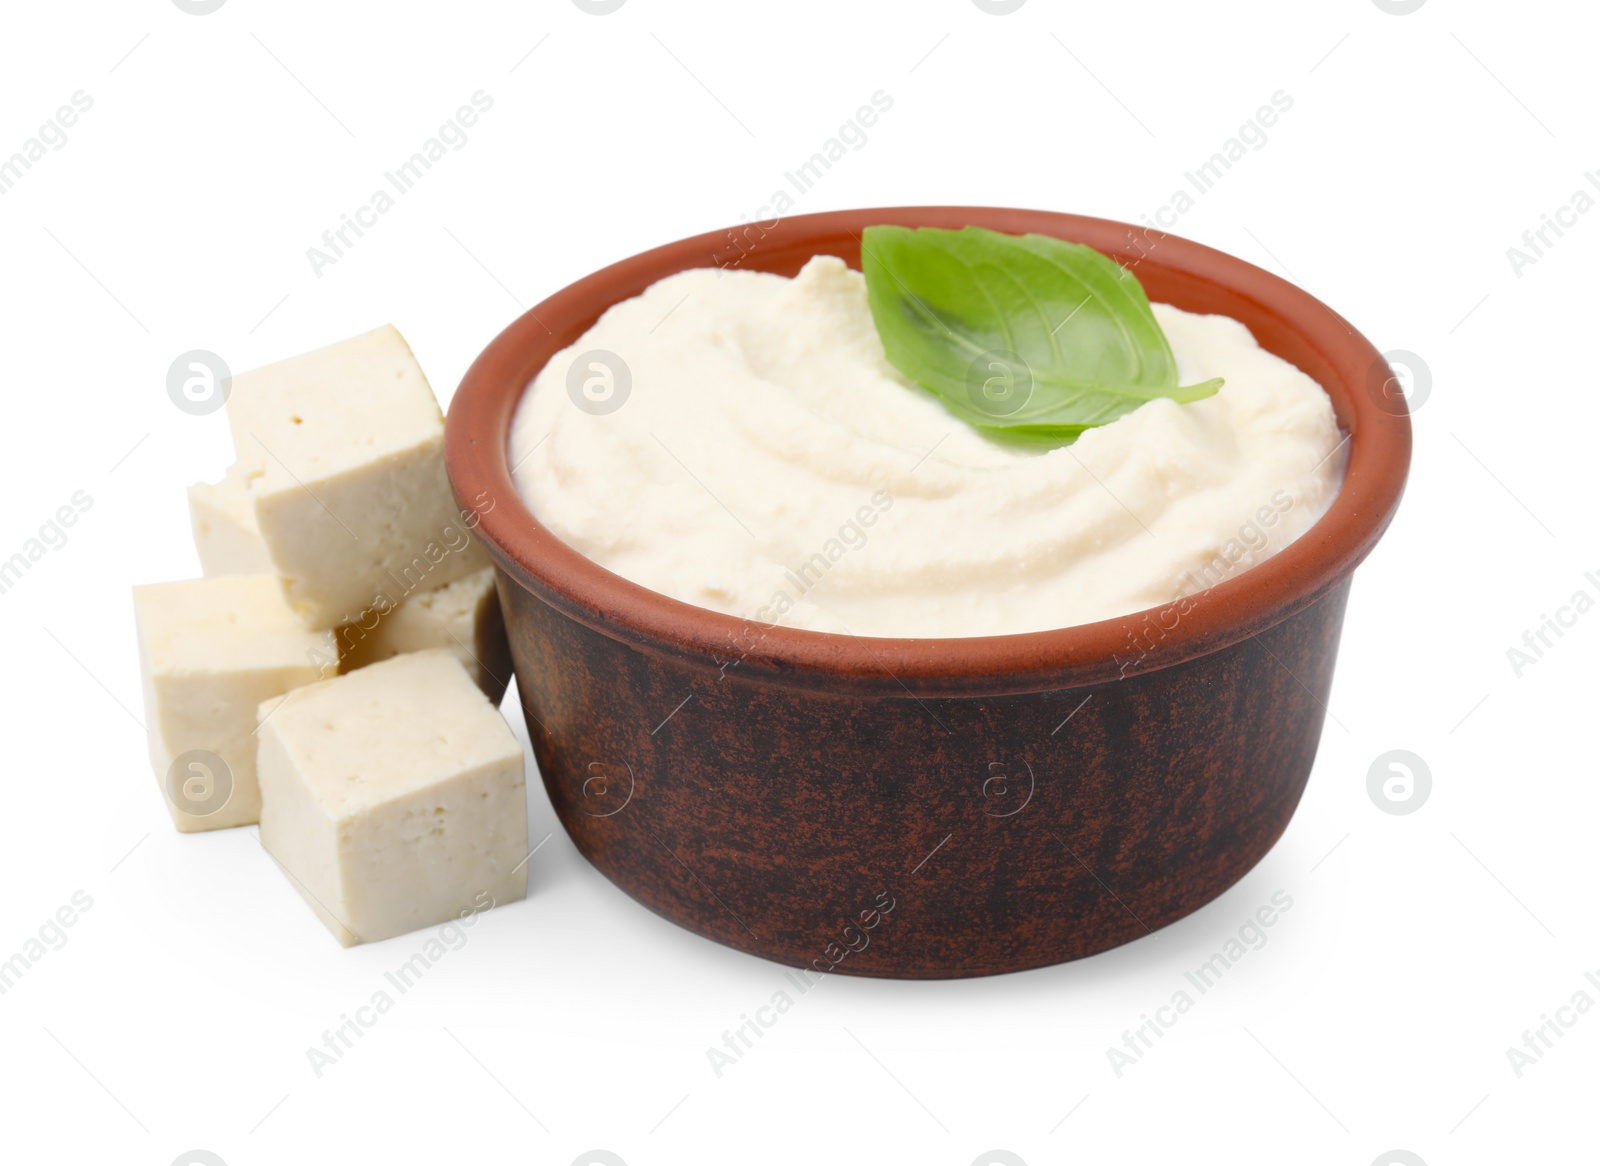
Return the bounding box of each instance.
[445,206,1410,978]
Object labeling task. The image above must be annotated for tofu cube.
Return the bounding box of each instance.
[187,463,273,576]
[225,325,488,629]
[256,650,527,947]
[337,567,511,704]
[133,575,337,832]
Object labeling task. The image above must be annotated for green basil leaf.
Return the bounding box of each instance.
[861,225,1223,446]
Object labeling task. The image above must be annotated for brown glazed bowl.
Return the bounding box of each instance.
[446,206,1410,979]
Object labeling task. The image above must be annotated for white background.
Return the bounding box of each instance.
[0,1,1593,1163]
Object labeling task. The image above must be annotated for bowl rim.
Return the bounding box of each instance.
[446,205,1411,698]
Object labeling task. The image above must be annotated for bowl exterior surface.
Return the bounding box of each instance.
[498,570,1349,978]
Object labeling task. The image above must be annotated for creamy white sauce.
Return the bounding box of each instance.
[510,256,1343,638]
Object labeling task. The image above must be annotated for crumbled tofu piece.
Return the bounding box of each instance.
[256,649,527,946]
[337,567,511,703]
[225,325,488,629]
[133,575,337,832]
[187,463,273,576]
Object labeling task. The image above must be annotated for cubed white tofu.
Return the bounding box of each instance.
[187,463,273,576]
[133,575,337,832]
[256,649,527,947]
[337,567,511,704]
[225,325,488,630]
